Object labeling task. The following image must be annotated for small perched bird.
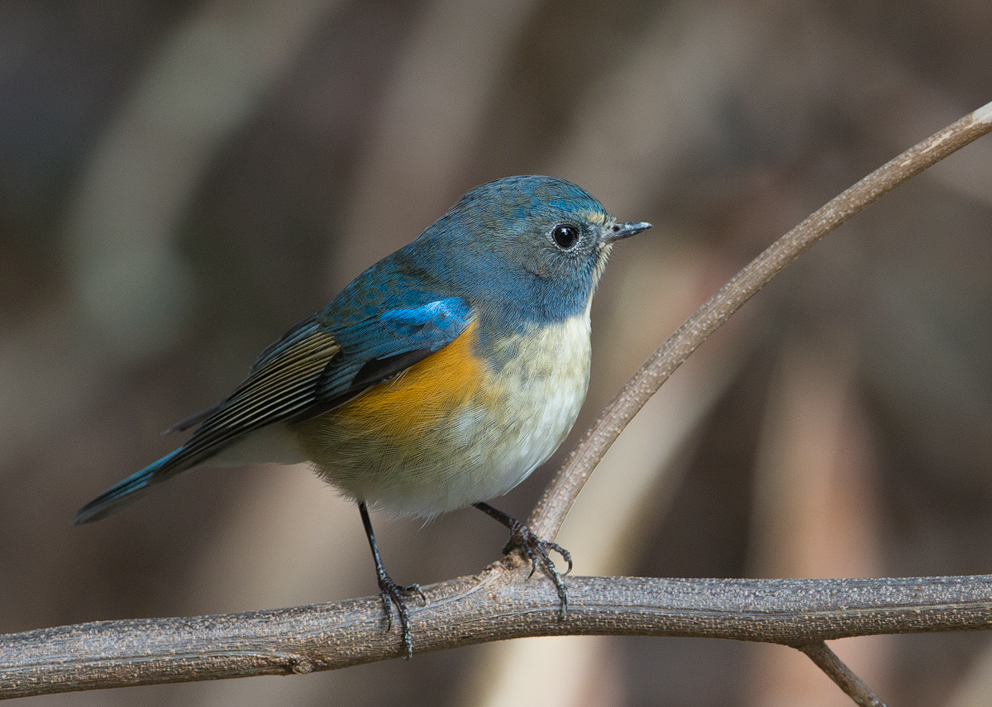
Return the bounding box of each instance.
[74,175,650,656]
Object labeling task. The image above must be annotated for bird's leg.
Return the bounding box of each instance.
[472,501,572,619]
[358,501,425,659]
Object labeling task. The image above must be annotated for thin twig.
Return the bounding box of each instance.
[527,99,992,540]
[798,641,886,707]
[3,574,992,699]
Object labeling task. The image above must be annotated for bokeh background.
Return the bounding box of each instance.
[2,1,992,705]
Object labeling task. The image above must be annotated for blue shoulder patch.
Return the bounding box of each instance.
[331,297,472,361]
[377,298,470,342]
[311,297,474,404]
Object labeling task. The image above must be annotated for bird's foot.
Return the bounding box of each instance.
[501,519,572,620]
[472,502,572,620]
[375,573,426,660]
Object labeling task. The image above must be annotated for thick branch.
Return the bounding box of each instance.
[3,571,992,699]
[528,99,992,539]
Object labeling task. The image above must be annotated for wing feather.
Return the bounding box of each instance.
[167,297,474,463]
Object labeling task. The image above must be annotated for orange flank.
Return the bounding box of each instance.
[329,319,489,443]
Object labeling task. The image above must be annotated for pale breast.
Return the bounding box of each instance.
[480,312,592,491]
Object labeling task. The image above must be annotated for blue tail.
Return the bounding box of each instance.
[73,449,187,524]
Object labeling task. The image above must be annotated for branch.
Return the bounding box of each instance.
[527,99,992,540]
[799,641,886,707]
[3,572,992,699]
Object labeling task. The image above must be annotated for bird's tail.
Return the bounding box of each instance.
[73,448,189,524]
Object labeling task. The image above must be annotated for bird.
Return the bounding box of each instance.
[74,175,651,657]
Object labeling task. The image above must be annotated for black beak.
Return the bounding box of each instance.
[605,221,652,243]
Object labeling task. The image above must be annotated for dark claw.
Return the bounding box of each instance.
[478,503,570,620]
[376,577,426,660]
[506,524,570,619]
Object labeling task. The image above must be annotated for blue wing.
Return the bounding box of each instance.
[74,297,474,524]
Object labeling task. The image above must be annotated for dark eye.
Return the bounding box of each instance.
[551,224,579,250]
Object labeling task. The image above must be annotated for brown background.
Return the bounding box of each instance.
[2,1,992,705]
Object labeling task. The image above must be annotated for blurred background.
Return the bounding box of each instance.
[2,1,991,705]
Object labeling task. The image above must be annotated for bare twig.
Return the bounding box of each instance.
[798,641,886,707]
[527,99,992,540]
[3,573,992,699]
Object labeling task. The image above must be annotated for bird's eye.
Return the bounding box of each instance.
[551,224,579,250]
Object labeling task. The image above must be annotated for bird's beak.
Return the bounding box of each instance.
[605,221,652,243]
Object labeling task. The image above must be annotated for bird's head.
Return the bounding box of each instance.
[415,175,650,322]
